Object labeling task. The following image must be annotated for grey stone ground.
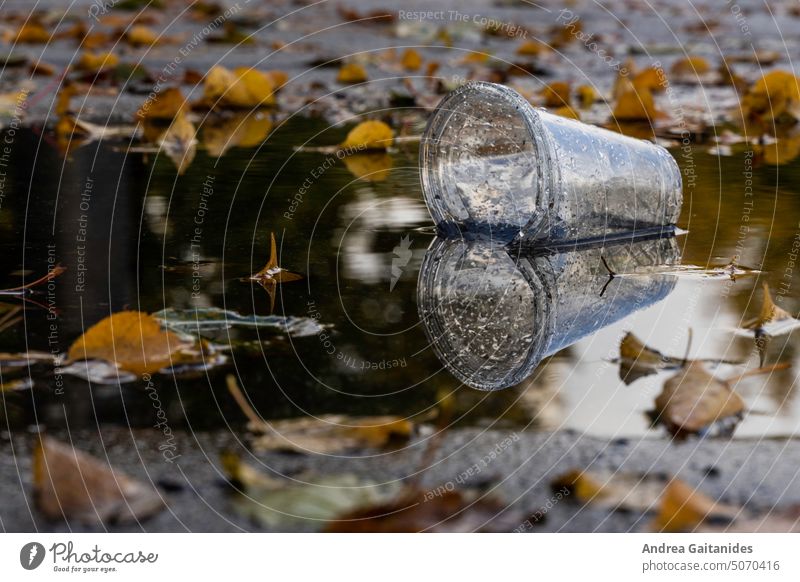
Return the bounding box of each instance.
[2,428,798,532]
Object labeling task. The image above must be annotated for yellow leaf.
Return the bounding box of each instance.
[670,56,711,76]
[341,120,394,151]
[67,311,192,375]
[125,25,159,47]
[516,40,547,56]
[652,480,725,532]
[742,70,800,122]
[613,88,658,122]
[554,105,580,119]
[202,112,273,157]
[633,66,666,93]
[576,85,598,108]
[401,48,422,71]
[14,23,51,44]
[540,81,571,107]
[201,66,276,109]
[265,70,289,89]
[75,51,119,73]
[137,87,186,120]
[337,63,368,83]
[461,52,489,64]
[157,113,197,175]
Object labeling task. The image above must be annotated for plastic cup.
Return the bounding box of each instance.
[417,234,679,390]
[420,82,683,243]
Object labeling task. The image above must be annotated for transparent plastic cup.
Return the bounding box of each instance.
[417,234,679,390]
[421,82,683,243]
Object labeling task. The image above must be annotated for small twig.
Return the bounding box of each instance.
[0,265,66,294]
[226,374,267,430]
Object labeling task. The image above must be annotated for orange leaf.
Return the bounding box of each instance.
[67,311,192,375]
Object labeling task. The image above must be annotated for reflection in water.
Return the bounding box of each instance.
[418,235,681,390]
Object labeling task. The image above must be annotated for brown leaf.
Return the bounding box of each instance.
[226,375,413,454]
[552,469,667,513]
[33,436,164,524]
[67,311,193,375]
[744,282,794,330]
[653,361,746,436]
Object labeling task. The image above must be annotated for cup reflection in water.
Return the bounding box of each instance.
[417,235,680,390]
[421,82,683,242]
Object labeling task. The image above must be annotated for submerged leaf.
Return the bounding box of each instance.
[33,436,164,524]
[67,311,193,375]
[156,113,197,175]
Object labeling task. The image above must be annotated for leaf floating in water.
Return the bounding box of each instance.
[222,451,400,530]
[617,332,739,384]
[226,375,414,454]
[340,120,394,151]
[247,232,303,312]
[742,282,800,335]
[33,436,164,524]
[618,332,685,384]
[155,112,197,175]
[67,311,194,375]
[651,361,788,438]
[154,307,324,338]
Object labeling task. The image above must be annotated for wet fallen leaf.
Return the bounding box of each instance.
[554,105,580,119]
[540,81,570,107]
[577,84,598,108]
[226,375,414,454]
[341,120,394,151]
[613,88,659,122]
[762,134,800,165]
[652,479,738,532]
[201,111,273,157]
[741,70,800,123]
[652,362,787,437]
[670,56,711,77]
[401,48,422,71]
[33,436,164,524]
[137,87,187,120]
[13,22,51,44]
[67,311,193,375]
[222,452,400,530]
[337,63,368,84]
[155,112,197,175]
[743,282,798,332]
[342,152,393,181]
[124,25,160,47]
[247,232,302,311]
[75,51,119,74]
[516,39,547,56]
[633,66,666,93]
[552,469,668,513]
[618,331,685,383]
[199,66,276,109]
